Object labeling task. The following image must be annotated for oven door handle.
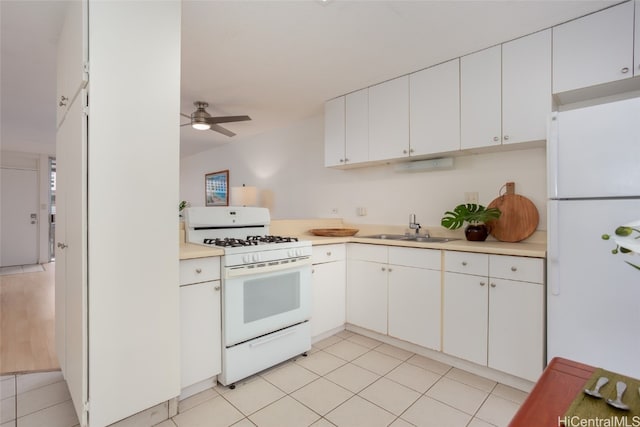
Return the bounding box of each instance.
[249,328,298,348]
[225,256,311,278]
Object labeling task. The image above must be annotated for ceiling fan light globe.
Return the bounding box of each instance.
[192,122,211,130]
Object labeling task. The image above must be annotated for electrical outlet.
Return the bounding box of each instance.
[357,207,367,216]
[464,192,479,204]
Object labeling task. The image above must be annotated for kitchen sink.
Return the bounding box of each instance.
[361,234,459,243]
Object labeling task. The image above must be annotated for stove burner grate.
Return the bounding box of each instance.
[202,235,299,247]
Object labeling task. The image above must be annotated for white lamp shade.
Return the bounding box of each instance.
[230,186,258,206]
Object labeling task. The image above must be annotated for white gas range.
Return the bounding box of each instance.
[184,207,312,387]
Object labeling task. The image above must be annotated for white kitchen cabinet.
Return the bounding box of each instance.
[55,2,182,426]
[409,59,460,155]
[487,255,544,382]
[180,258,221,392]
[635,0,640,76]
[387,247,441,351]
[56,0,87,127]
[311,244,346,337]
[346,244,388,334]
[345,89,369,165]
[552,1,635,93]
[502,30,552,145]
[443,253,490,365]
[460,46,502,150]
[368,76,410,161]
[443,251,544,381]
[324,96,345,167]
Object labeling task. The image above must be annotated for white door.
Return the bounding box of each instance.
[0,168,39,267]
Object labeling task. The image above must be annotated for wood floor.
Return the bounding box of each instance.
[0,262,59,374]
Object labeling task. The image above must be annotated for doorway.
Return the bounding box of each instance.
[49,157,56,261]
[0,167,39,267]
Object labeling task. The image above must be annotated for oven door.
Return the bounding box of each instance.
[223,259,311,347]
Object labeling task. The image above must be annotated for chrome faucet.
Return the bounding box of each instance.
[409,214,421,235]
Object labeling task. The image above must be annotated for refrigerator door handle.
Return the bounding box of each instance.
[548,200,560,296]
[547,113,559,200]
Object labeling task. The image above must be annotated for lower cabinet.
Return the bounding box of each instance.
[179,257,222,391]
[346,244,441,349]
[311,244,346,337]
[443,251,544,382]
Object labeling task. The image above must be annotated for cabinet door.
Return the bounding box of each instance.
[409,59,460,155]
[502,30,551,145]
[635,0,640,76]
[388,265,441,350]
[346,259,387,334]
[345,89,369,165]
[461,45,502,150]
[488,279,543,382]
[324,97,346,167]
[369,76,409,161]
[55,91,88,425]
[443,272,488,365]
[311,260,346,337]
[56,0,87,126]
[552,1,634,93]
[180,280,222,388]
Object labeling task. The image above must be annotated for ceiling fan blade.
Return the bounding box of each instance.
[210,124,236,137]
[205,115,251,124]
[180,113,191,119]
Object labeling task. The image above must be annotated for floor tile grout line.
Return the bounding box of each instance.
[15,396,74,422]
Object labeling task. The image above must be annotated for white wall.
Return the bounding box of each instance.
[181,114,547,230]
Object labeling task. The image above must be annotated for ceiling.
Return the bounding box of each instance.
[1,0,618,158]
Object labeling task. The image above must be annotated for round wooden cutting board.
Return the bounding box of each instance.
[486,182,539,243]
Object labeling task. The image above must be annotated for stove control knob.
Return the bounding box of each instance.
[253,254,260,263]
[243,255,251,264]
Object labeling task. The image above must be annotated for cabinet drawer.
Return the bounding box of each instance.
[489,255,543,283]
[312,244,346,264]
[347,243,388,263]
[445,251,488,276]
[389,246,441,270]
[180,257,221,285]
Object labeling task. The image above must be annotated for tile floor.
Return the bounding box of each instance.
[0,264,45,276]
[0,331,528,427]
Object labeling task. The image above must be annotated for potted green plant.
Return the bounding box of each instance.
[441,203,502,241]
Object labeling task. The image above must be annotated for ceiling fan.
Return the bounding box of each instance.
[180,101,251,137]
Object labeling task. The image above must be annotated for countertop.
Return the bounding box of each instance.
[179,242,224,260]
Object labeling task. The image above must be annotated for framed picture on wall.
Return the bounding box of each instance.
[205,170,229,206]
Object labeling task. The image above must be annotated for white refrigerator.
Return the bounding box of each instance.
[547,96,640,378]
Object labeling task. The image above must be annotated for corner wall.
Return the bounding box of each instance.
[180,114,547,230]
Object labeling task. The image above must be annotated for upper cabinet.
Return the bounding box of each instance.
[461,31,551,150]
[553,1,635,93]
[460,45,502,150]
[502,30,552,145]
[324,97,345,167]
[409,59,460,155]
[56,0,87,127]
[368,76,409,162]
[345,89,369,165]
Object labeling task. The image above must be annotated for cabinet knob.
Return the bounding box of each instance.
[326,251,332,256]
[59,96,68,107]
[493,136,500,142]
[214,285,220,291]
[490,283,496,288]
[503,135,510,141]
[621,67,629,74]
[511,266,517,272]
[388,268,393,272]
[409,148,414,154]
[381,267,386,271]
[480,281,486,286]
[403,150,408,154]
[195,268,202,274]
[57,242,68,249]
[344,158,349,163]
[462,261,467,266]
[312,269,315,274]
[339,159,344,163]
